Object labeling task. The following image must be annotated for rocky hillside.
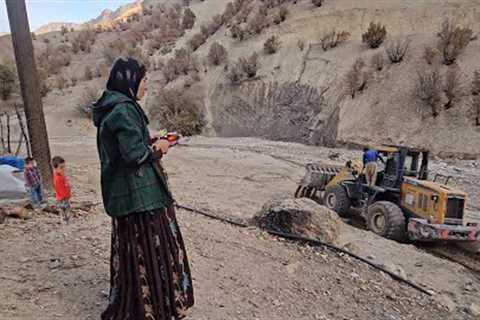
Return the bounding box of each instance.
[1,0,480,158]
[34,22,81,35]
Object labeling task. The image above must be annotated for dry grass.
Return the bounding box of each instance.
[264,35,281,54]
[443,64,464,109]
[320,30,350,51]
[385,37,410,63]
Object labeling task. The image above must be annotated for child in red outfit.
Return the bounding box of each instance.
[52,156,72,224]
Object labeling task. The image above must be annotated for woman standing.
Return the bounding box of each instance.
[93,58,194,320]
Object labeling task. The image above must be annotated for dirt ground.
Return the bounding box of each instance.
[1,135,479,320]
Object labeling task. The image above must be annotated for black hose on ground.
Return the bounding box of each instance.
[175,203,433,297]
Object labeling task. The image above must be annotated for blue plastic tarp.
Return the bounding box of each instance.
[0,156,25,170]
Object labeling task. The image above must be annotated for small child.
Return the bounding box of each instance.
[52,156,72,224]
[24,157,43,209]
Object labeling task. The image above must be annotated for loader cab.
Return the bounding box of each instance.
[374,146,429,189]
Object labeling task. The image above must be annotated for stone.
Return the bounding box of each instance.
[380,262,408,280]
[253,198,343,245]
[466,303,480,317]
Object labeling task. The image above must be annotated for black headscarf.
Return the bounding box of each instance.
[106,58,146,100]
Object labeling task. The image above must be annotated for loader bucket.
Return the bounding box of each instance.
[294,163,342,200]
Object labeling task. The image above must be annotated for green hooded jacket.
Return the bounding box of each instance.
[92,90,173,217]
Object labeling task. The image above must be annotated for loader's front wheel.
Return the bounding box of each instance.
[367,201,406,241]
[324,185,351,216]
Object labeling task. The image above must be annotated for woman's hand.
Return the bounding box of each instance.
[153,139,170,155]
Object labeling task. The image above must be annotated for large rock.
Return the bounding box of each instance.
[254,198,343,245]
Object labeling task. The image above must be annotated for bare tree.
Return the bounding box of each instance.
[416,68,442,117]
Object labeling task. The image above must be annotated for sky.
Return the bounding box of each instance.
[0,0,134,33]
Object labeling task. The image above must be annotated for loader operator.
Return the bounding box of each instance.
[362,148,384,187]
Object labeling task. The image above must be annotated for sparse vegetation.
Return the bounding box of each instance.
[227,64,243,85]
[182,7,196,30]
[264,35,281,54]
[247,13,266,35]
[385,38,410,63]
[443,64,463,110]
[297,39,305,51]
[416,68,442,117]
[437,19,474,65]
[345,58,369,99]
[443,64,464,109]
[320,30,350,51]
[472,70,480,96]
[72,29,96,54]
[423,46,439,65]
[231,25,246,41]
[149,88,206,136]
[208,42,228,66]
[239,52,259,78]
[188,33,207,51]
[76,86,98,118]
[0,64,16,101]
[371,52,384,71]
[84,66,93,81]
[362,22,387,49]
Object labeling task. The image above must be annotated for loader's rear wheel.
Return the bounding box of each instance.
[324,185,351,216]
[367,201,406,241]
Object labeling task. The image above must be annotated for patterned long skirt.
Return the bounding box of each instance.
[102,206,194,320]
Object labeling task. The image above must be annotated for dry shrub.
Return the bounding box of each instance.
[162,48,197,83]
[238,52,259,78]
[385,37,410,63]
[437,19,474,65]
[423,46,439,65]
[84,66,93,81]
[264,35,281,54]
[226,64,243,85]
[188,33,207,51]
[272,6,288,24]
[231,25,246,40]
[371,52,384,71]
[70,76,78,87]
[60,25,68,36]
[208,42,228,66]
[443,64,464,109]
[312,0,323,7]
[223,2,236,22]
[344,58,369,99]
[320,30,350,51]
[55,75,67,91]
[362,22,387,49]
[473,95,480,126]
[247,13,266,35]
[76,87,98,118]
[297,39,305,51]
[149,89,206,136]
[416,68,442,117]
[0,64,16,101]
[72,29,96,54]
[182,7,196,30]
[472,69,480,95]
[214,81,324,143]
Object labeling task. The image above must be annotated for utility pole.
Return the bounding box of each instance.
[5,0,52,188]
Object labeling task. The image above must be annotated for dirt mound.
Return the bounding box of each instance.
[254,197,342,245]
